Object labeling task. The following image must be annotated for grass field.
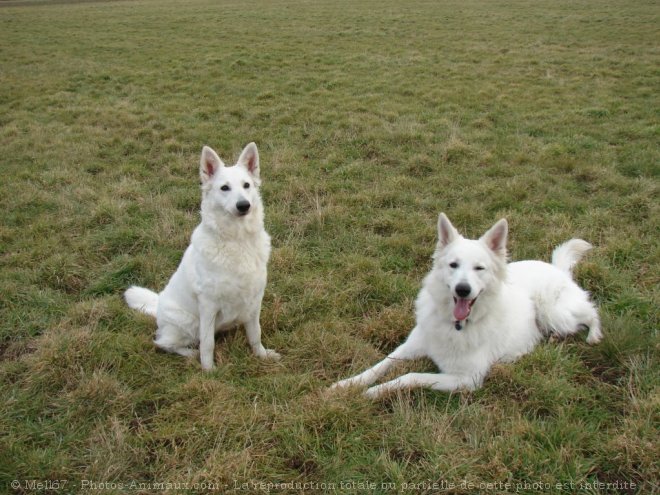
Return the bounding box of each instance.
[1,0,658,492]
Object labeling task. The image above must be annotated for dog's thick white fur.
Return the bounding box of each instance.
[124,143,280,370]
[332,213,602,398]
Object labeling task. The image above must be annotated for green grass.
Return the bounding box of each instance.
[1,0,658,492]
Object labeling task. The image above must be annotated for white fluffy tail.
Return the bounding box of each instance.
[551,239,592,276]
[124,286,159,317]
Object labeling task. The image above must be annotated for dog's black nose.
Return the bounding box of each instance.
[455,283,471,298]
[236,200,251,214]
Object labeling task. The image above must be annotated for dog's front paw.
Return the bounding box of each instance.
[330,378,358,391]
[201,362,216,372]
[364,384,386,399]
[259,348,281,361]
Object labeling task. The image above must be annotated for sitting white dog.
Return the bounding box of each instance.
[333,213,602,398]
[125,143,280,370]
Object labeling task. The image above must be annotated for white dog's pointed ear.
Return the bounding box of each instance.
[437,213,460,247]
[481,218,508,257]
[237,142,260,180]
[200,146,224,183]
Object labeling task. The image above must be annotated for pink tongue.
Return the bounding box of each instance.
[453,298,472,321]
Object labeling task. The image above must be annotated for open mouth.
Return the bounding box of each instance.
[453,296,477,322]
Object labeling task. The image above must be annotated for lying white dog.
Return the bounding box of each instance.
[125,143,280,370]
[333,213,602,398]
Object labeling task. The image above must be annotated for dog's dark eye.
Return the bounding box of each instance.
[220,185,230,191]
[449,262,459,269]
[475,266,485,271]
[243,183,250,189]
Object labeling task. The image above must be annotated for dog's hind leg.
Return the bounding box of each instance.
[545,295,602,344]
[364,372,482,399]
[580,303,602,344]
[331,337,423,391]
[154,325,198,358]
